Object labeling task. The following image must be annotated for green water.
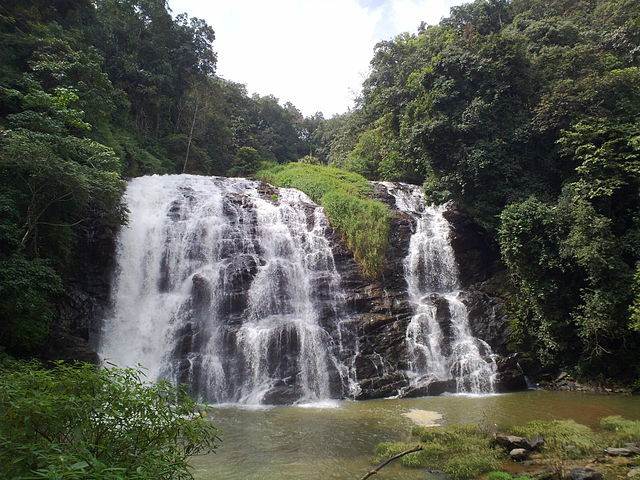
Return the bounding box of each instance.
[193,391,640,480]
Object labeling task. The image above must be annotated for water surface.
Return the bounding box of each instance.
[193,391,639,480]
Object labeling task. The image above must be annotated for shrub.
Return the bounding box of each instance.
[0,360,220,480]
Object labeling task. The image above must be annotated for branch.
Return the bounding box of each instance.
[359,445,423,480]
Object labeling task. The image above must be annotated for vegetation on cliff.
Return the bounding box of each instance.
[257,162,391,278]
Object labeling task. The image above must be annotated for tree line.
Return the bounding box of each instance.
[322,0,640,382]
[0,0,324,353]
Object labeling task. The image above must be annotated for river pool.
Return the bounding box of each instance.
[192,391,639,480]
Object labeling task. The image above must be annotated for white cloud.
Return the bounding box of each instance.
[168,0,464,117]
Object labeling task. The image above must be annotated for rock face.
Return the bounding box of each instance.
[45,215,117,364]
[50,178,516,402]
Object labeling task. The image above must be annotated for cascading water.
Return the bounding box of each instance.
[378,182,496,394]
[99,174,351,405]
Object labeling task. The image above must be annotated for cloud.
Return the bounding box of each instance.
[168,0,463,117]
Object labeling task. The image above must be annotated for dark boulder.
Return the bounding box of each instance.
[509,448,530,461]
[569,468,604,480]
[402,379,457,398]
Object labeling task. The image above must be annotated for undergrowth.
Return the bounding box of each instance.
[375,424,501,480]
[373,417,640,480]
[506,419,600,458]
[257,162,391,278]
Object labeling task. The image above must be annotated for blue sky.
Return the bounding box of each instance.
[168,0,464,117]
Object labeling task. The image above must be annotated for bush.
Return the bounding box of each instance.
[0,360,220,480]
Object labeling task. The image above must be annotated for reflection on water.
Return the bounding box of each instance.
[192,391,640,480]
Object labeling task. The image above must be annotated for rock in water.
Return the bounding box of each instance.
[569,468,603,480]
[509,448,530,461]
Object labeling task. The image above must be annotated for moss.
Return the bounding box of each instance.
[256,162,390,278]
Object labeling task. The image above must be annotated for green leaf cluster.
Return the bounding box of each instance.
[0,360,220,480]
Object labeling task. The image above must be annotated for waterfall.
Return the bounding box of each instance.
[378,182,496,394]
[99,175,350,405]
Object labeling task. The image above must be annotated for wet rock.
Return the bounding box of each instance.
[493,433,544,451]
[40,331,100,364]
[605,447,637,456]
[569,468,603,480]
[402,379,458,398]
[355,372,407,400]
[494,369,529,393]
[509,448,530,461]
[262,383,303,405]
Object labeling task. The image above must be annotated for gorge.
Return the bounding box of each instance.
[96,174,509,405]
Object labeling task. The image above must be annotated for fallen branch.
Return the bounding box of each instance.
[358,445,423,480]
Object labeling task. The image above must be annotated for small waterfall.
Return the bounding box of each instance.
[99,175,350,404]
[378,182,496,394]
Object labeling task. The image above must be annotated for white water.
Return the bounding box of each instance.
[378,182,496,394]
[99,175,349,404]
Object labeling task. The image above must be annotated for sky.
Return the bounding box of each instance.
[167,0,465,117]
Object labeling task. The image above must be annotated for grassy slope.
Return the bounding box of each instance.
[256,163,391,278]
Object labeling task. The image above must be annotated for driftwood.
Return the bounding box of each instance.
[358,445,423,480]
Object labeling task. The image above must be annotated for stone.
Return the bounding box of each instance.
[569,468,603,480]
[493,433,531,450]
[605,447,637,456]
[628,468,640,478]
[509,448,530,461]
[494,370,528,393]
[401,379,457,398]
[528,435,545,451]
[262,384,303,405]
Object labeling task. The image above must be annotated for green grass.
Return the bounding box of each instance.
[600,416,640,444]
[506,419,600,458]
[375,424,501,480]
[257,162,391,278]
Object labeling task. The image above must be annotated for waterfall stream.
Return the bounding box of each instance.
[100,175,496,405]
[99,175,350,404]
[378,182,496,394]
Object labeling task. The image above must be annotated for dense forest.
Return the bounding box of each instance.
[1,0,639,390]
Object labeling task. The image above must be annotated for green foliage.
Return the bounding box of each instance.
[0,360,220,480]
[375,424,501,479]
[228,146,261,176]
[0,256,62,351]
[257,163,390,277]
